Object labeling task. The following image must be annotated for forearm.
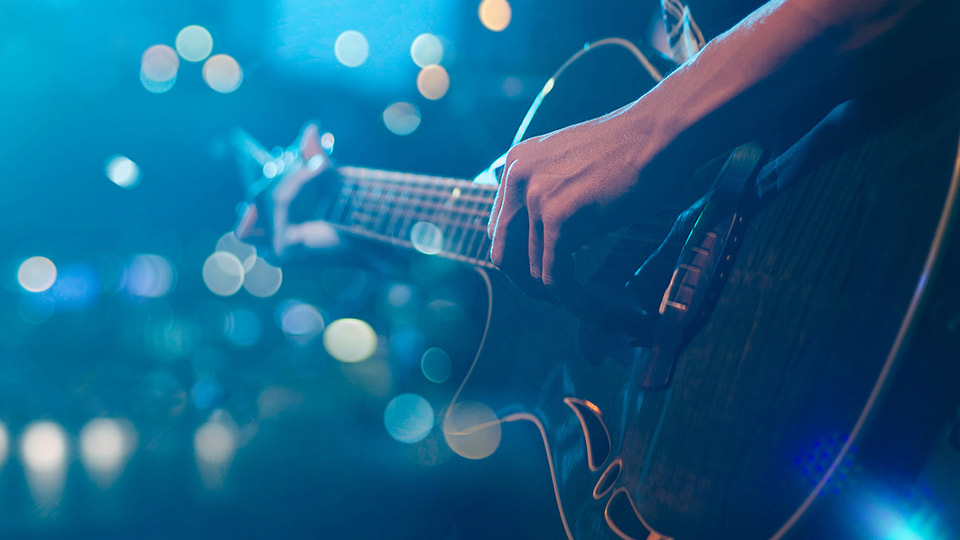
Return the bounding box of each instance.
[626,0,955,185]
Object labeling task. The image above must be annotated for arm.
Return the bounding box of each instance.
[487,0,956,306]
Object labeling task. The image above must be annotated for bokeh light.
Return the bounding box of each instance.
[127,254,177,298]
[410,33,443,68]
[420,347,452,383]
[194,412,238,490]
[242,256,282,297]
[387,283,414,307]
[323,318,377,363]
[50,262,100,311]
[21,422,68,474]
[280,301,324,338]
[383,393,434,443]
[320,132,335,153]
[104,155,140,188]
[202,251,244,296]
[17,256,57,293]
[443,401,501,460]
[416,65,450,100]
[202,54,242,93]
[410,221,444,254]
[216,232,257,270]
[479,0,512,32]
[79,418,137,487]
[334,30,369,67]
[382,102,421,136]
[191,378,224,410]
[194,419,236,465]
[223,307,262,347]
[140,44,179,93]
[0,421,8,470]
[175,25,213,62]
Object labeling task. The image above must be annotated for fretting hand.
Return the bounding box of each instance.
[235,123,341,263]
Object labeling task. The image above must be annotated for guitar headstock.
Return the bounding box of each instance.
[230,124,341,261]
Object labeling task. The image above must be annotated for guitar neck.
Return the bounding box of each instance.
[320,166,498,268]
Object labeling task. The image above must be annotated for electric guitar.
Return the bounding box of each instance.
[233,44,960,539]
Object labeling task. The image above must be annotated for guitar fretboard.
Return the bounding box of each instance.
[320,166,499,268]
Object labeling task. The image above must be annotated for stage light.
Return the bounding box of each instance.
[334,30,369,67]
[175,25,213,63]
[127,254,177,298]
[323,318,377,363]
[104,155,140,188]
[202,251,245,296]
[21,422,67,474]
[384,393,434,443]
[479,0,512,32]
[202,54,242,93]
[242,256,282,298]
[280,302,324,337]
[382,102,421,136]
[223,307,262,347]
[417,65,450,100]
[421,347,451,383]
[410,221,444,254]
[443,400,501,460]
[79,418,136,488]
[410,33,443,68]
[17,256,57,293]
[141,44,178,93]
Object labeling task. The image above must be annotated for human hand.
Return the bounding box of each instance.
[487,105,671,308]
[235,123,341,263]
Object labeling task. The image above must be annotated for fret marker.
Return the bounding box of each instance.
[411,221,444,255]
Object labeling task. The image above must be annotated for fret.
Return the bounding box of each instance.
[369,183,389,235]
[328,181,356,224]
[328,166,497,265]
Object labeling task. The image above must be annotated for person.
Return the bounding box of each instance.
[239,0,958,307]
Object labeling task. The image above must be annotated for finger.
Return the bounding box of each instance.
[299,123,323,161]
[488,158,518,239]
[541,225,584,309]
[528,211,543,281]
[235,203,261,241]
[488,159,518,263]
[272,203,290,259]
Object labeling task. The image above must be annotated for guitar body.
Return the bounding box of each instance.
[446,60,960,539]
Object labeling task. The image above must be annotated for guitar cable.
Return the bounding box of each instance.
[475,36,665,184]
[511,37,665,147]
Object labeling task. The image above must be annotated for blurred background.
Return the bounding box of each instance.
[0,0,662,537]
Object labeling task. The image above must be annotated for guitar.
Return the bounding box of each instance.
[233,44,960,539]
